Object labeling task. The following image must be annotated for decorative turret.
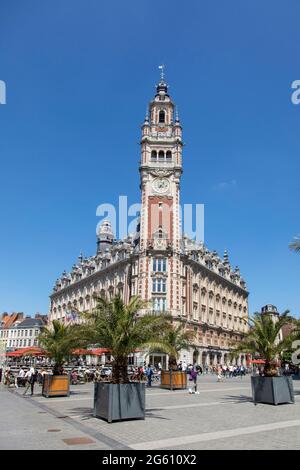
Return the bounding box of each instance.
[97,220,114,253]
[223,249,230,267]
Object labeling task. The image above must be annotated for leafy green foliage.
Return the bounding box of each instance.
[231,310,295,376]
[80,295,173,383]
[289,235,300,253]
[150,324,195,370]
[38,320,83,374]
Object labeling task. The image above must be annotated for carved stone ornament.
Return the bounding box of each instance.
[150,169,173,178]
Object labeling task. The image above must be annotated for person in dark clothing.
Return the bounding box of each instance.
[29,368,38,395]
[145,364,153,387]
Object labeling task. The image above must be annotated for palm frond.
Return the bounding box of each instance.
[289,235,300,253]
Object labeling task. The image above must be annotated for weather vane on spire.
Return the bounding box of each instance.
[158,64,165,81]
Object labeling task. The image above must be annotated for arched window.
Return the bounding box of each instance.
[158,150,164,160]
[159,110,165,123]
[166,150,172,161]
[151,150,157,161]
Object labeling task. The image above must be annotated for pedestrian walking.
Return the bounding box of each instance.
[145,364,153,387]
[188,364,199,394]
[23,367,37,396]
[4,368,11,387]
[217,365,223,382]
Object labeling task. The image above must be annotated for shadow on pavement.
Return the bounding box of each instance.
[68,406,94,420]
[222,394,253,404]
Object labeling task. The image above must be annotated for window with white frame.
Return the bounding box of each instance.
[152,297,167,312]
[153,257,167,272]
[152,278,167,293]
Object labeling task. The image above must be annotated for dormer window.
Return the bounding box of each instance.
[159,110,165,123]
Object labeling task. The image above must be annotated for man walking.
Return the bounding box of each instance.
[145,364,153,387]
[23,367,37,396]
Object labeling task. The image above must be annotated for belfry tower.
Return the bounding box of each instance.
[137,69,183,316]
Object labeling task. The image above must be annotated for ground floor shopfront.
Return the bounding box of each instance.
[129,348,246,370]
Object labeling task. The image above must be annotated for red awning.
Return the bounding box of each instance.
[89,348,110,356]
[6,351,22,357]
[72,349,96,355]
[6,347,45,357]
[250,359,266,364]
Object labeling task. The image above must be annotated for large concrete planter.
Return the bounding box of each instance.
[94,382,145,423]
[42,374,70,398]
[251,376,294,405]
[160,370,187,390]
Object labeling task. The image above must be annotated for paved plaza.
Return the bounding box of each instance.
[1,375,300,450]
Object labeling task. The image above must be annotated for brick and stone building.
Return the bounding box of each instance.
[49,73,249,367]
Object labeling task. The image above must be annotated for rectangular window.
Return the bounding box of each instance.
[153,257,167,272]
[152,297,167,312]
[152,278,167,293]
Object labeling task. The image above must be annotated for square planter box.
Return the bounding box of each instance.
[251,376,294,405]
[42,374,70,398]
[160,370,187,390]
[94,382,145,423]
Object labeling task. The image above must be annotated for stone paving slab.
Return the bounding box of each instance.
[1,376,300,450]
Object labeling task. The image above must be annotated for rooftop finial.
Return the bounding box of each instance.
[158,64,165,81]
[223,249,229,266]
[175,106,179,122]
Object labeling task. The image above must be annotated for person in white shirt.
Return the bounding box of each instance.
[182,361,187,372]
[23,367,34,395]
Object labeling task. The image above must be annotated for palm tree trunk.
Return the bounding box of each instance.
[112,356,129,384]
[168,355,178,371]
[264,360,277,377]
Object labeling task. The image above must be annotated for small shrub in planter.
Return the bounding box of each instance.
[38,320,82,398]
[154,325,195,390]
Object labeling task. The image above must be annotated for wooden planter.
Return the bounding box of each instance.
[42,374,70,398]
[160,370,187,390]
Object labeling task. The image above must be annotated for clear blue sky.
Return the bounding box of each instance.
[0,1,299,317]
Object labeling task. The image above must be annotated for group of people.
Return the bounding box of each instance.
[1,366,48,396]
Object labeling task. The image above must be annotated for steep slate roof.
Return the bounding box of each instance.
[12,317,45,329]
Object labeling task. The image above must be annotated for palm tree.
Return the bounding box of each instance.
[38,320,82,375]
[289,235,300,253]
[231,310,295,377]
[80,295,172,384]
[150,324,195,370]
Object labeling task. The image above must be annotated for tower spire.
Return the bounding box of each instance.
[158,64,165,81]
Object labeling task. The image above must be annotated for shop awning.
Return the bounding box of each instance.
[6,347,45,357]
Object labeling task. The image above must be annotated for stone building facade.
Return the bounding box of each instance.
[0,313,47,351]
[49,75,249,367]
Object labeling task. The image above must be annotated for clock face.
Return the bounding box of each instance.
[152,177,170,193]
